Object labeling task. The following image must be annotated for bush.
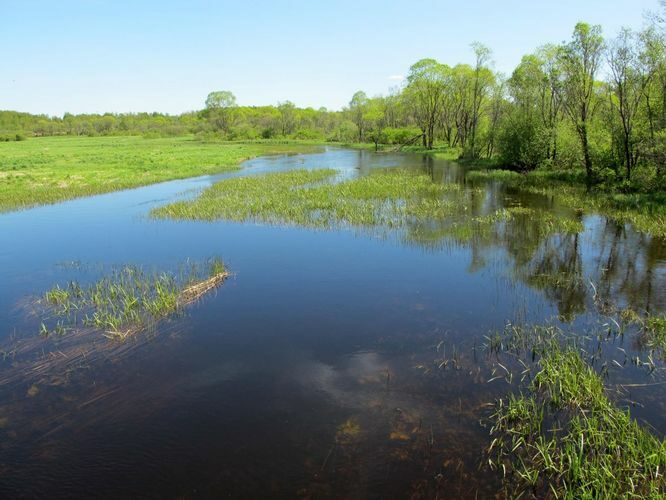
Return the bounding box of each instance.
[0,133,28,142]
[498,114,549,170]
[227,124,259,141]
[383,127,422,145]
[291,128,324,141]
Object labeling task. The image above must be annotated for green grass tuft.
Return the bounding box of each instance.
[41,257,228,339]
[489,345,666,498]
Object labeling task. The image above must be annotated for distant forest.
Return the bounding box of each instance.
[3,18,666,190]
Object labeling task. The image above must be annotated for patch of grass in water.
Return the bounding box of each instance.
[42,257,228,339]
[152,168,464,228]
[445,207,583,244]
[467,168,666,236]
[488,344,666,498]
[621,311,666,360]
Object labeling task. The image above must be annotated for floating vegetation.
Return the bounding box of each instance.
[41,257,228,339]
[620,312,666,360]
[488,345,666,498]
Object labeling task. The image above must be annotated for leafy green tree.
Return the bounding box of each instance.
[204,90,237,133]
[277,100,296,136]
[537,45,564,161]
[348,91,369,142]
[468,42,494,158]
[405,59,446,149]
[559,23,605,187]
[500,55,550,168]
[607,28,656,180]
[364,97,388,151]
[205,90,236,109]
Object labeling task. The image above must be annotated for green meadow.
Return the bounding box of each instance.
[0,136,319,212]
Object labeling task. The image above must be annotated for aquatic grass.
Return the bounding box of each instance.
[466,168,666,236]
[0,136,320,212]
[489,345,666,498]
[152,168,465,229]
[634,314,666,360]
[153,167,586,255]
[445,206,584,244]
[41,257,229,339]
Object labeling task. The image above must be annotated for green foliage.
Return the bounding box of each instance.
[152,168,465,227]
[0,136,320,212]
[498,112,550,169]
[489,346,666,498]
[383,127,422,145]
[41,258,229,339]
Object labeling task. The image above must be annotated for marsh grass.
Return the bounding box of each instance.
[152,168,466,227]
[467,168,666,236]
[42,257,228,339]
[153,169,585,252]
[488,345,666,498]
[628,313,666,360]
[0,136,320,212]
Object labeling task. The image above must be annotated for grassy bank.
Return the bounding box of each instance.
[0,136,320,212]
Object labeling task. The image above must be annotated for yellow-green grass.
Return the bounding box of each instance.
[152,168,587,255]
[0,136,320,212]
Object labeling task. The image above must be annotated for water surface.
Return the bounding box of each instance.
[0,148,664,498]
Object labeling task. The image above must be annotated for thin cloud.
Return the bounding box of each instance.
[387,74,404,81]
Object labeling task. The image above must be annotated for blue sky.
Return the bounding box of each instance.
[1,0,659,115]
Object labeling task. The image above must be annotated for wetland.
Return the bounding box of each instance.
[0,142,665,497]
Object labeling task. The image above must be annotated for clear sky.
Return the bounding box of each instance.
[1,0,659,116]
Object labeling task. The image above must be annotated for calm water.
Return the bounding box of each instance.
[0,148,664,498]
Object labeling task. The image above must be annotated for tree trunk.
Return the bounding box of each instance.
[624,135,632,180]
[580,124,593,190]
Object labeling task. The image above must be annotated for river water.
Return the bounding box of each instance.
[0,148,664,498]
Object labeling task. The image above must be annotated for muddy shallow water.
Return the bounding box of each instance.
[0,148,665,498]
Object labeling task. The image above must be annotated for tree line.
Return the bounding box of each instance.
[3,13,666,191]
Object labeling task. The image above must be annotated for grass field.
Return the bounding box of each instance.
[0,136,320,212]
